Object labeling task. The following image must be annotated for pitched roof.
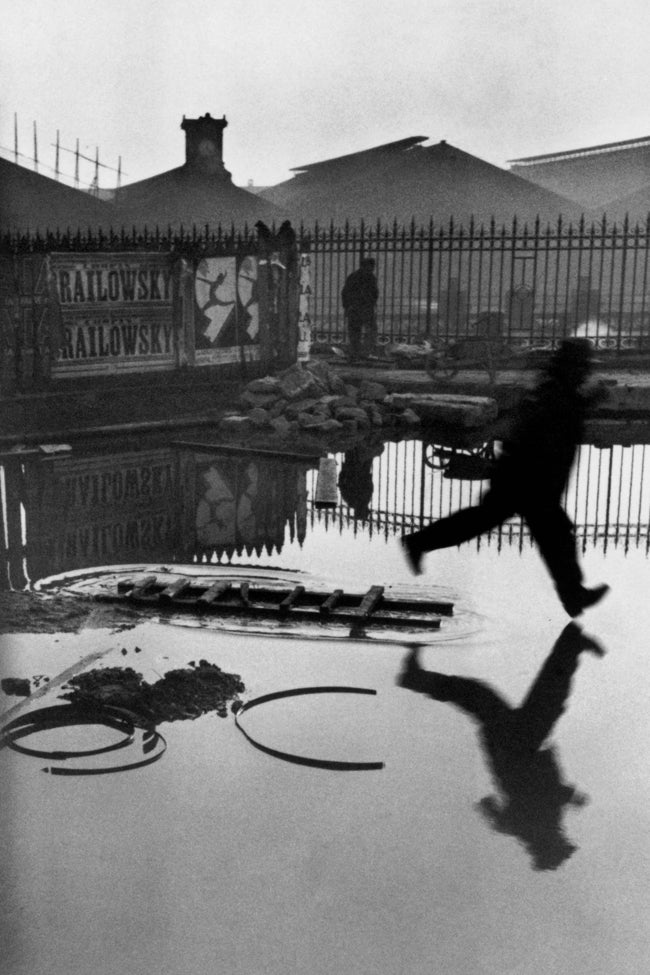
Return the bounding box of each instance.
[595,183,650,224]
[113,166,285,231]
[261,138,587,227]
[509,134,650,165]
[289,137,428,174]
[0,156,113,233]
[509,136,650,210]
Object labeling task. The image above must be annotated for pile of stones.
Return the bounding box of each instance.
[219,361,420,442]
[218,361,497,446]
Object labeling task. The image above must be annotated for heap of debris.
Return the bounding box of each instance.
[61,660,245,723]
[219,361,496,443]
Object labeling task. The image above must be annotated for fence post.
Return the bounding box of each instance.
[616,215,630,352]
[297,250,312,362]
[424,219,434,336]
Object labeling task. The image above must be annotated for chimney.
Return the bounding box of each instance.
[181,113,231,178]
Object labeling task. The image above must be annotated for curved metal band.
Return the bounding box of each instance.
[44,731,168,776]
[235,686,384,771]
[1,704,137,759]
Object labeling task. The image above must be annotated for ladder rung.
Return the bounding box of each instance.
[352,586,384,618]
[279,585,305,616]
[159,578,192,602]
[197,581,231,606]
[129,575,158,598]
[320,589,344,616]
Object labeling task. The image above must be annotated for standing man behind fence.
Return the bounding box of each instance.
[341,258,378,362]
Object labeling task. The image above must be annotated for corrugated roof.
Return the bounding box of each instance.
[509,135,650,166]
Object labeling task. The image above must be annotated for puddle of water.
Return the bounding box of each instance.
[1,434,650,975]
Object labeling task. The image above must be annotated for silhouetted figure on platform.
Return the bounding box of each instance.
[401,338,609,617]
[341,258,379,361]
[398,623,605,870]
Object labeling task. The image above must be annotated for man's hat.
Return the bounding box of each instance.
[548,338,595,380]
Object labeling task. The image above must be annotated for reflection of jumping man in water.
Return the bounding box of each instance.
[398,623,604,870]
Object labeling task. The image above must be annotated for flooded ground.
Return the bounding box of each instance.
[1,433,649,975]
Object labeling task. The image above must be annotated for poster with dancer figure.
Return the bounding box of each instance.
[194,255,261,365]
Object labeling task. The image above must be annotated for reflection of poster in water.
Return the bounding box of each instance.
[194,256,261,366]
[17,449,190,581]
[194,457,308,558]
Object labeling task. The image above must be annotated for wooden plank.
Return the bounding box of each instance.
[278,585,305,616]
[172,440,323,462]
[319,589,344,616]
[159,578,192,603]
[351,585,384,619]
[196,580,231,607]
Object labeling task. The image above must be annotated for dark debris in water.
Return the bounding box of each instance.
[1,677,32,697]
[60,659,245,723]
[1,675,52,697]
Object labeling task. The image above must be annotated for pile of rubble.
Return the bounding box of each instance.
[218,362,496,443]
[61,660,245,723]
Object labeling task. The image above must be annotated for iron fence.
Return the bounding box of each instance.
[4,216,650,393]
[298,215,650,350]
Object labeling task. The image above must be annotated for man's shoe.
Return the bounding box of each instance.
[563,584,610,618]
[401,535,423,576]
[579,584,610,612]
[397,645,422,689]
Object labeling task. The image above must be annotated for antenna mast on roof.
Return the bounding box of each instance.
[55,129,60,180]
[74,137,80,187]
[33,120,38,172]
[88,146,100,195]
[14,112,18,163]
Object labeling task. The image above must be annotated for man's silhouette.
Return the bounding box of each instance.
[398,623,604,870]
[338,443,384,520]
[402,339,609,617]
[341,258,379,361]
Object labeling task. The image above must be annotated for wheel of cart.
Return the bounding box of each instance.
[424,440,496,480]
[426,313,514,386]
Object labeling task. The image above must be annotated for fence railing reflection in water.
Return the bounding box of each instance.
[309,440,650,554]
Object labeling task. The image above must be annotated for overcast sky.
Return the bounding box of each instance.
[2,0,649,191]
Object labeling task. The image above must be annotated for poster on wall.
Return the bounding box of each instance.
[50,253,176,378]
[193,255,261,366]
[297,252,312,361]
